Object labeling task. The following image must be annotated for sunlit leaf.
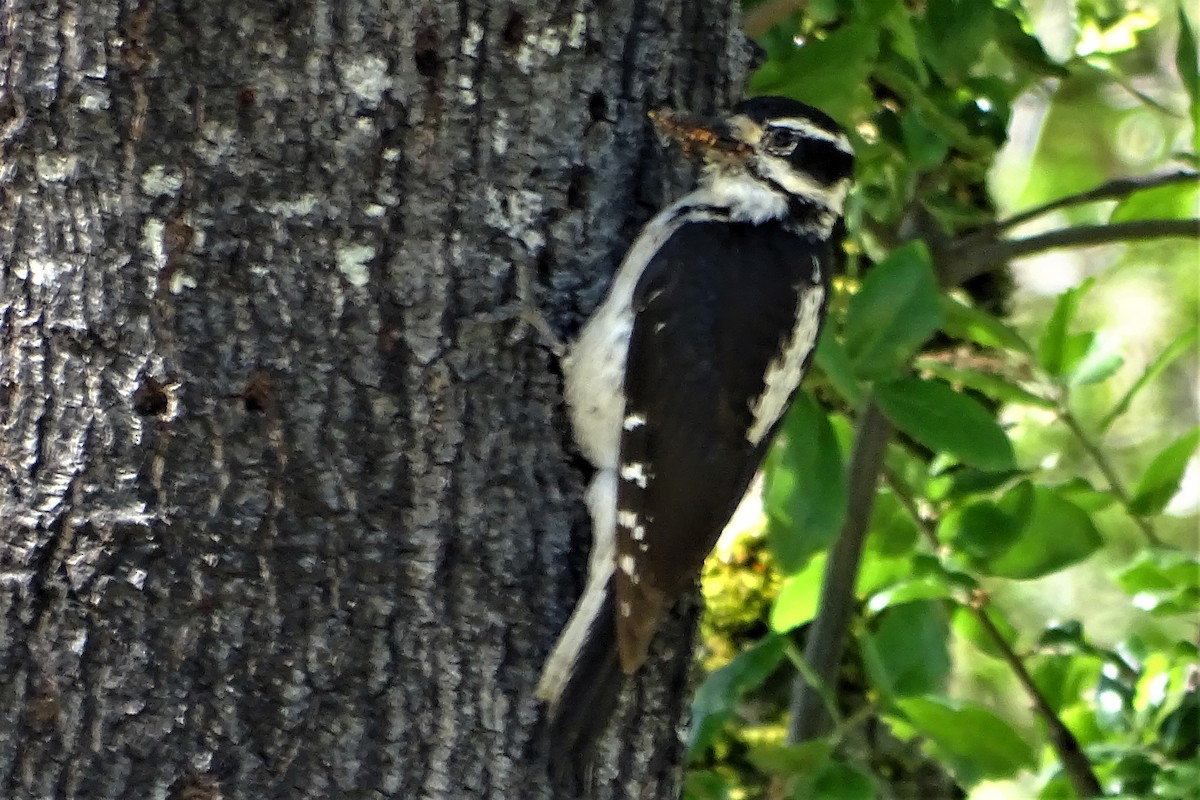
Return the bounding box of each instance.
[918,359,1054,409]
[745,739,832,777]
[992,5,1069,78]
[844,242,944,380]
[1128,426,1200,515]
[1110,180,1200,223]
[875,377,1016,471]
[770,555,826,633]
[939,293,1033,353]
[1066,330,1124,386]
[1176,7,1199,111]
[952,605,1019,661]
[894,695,1037,782]
[863,601,951,697]
[687,635,786,756]
[1101,326,1198,431]
[1038,279,1095,377]
[764,395,847,572]
[979,484,1103,579]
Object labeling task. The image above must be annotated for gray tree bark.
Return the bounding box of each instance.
[0,1,750,797]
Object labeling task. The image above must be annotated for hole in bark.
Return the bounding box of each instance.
[566,166,592,210]
[241,371,273,413]
[588,91,607,122]
[536,245,555,282]
[501,10,525,48]
[414,29,441,79]
[132,376,169,416]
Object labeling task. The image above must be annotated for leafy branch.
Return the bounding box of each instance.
[786,168,1194,796]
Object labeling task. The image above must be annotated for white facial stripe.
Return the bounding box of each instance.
[768,117,853,154]
[752,158,851,216]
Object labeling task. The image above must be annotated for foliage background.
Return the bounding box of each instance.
[685,1,1198,798]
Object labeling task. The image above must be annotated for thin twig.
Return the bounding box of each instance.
[982,171,1197,235]
[943,218,1200,286]
[788,400,891,743]
[1059,410,1163,547]
[970,595,1104,799]
[884,474,1105,798]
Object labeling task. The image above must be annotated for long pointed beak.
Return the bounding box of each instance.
[648,109,750,161]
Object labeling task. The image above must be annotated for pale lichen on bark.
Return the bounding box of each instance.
[0,1,749,797]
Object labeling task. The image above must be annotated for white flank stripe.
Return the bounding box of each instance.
[746,285,825,445]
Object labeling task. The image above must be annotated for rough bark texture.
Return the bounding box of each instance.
[0,1,749,797]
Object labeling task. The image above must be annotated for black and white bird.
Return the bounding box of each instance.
[537,96,855,760]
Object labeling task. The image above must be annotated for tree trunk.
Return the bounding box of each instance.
[0,1,749,797]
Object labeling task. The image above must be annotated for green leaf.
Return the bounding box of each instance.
[917,0,995,84]
[844,242,945,380]
[1111,180,1200,223]
[863,601,951,697]
[750,24,880,122]
[770,554,827,633]
[1038,279,1095,377]
[1129,426,1200,515]
[1053,477,1117,512]
[1066,330,1124,386]
[894,696,1037,782]
[682,770,732,800]
[992,6,1069,78]
[1177,8,1199,115]
[875,377,1016,471]
[866,576,956,613]
[952,605,1019,661]
[746,739,832,778]
[939,293,1033,354]
[1101,326,1198,431]
[764,396,847,572]
[939,495,1027,561]
[979,483,1104,579]
[901,107,950,170]
[687,635,786,756]
[927,466,1025,501]
[805,759,876,800]
[816,329,867,408]
[1117,550,1200,597]
[917,359,1055,409]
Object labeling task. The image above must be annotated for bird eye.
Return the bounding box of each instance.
[763,127,802,154]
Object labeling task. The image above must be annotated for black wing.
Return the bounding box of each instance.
[613,218,832,671]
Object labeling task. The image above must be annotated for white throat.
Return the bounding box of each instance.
[699,170,788,224]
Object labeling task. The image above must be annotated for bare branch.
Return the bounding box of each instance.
[985,170,1198,234]
[942,218,1200,286]
[787,400,890,743]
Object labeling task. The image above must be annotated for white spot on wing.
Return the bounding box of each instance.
[746,285,825,444]
[620,462,649,488]
[623,413,646,431]
[619,554,638,583]
[619,601,632,617]
[618,510,639,530]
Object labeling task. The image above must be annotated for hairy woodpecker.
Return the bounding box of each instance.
[537,96,854,758]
